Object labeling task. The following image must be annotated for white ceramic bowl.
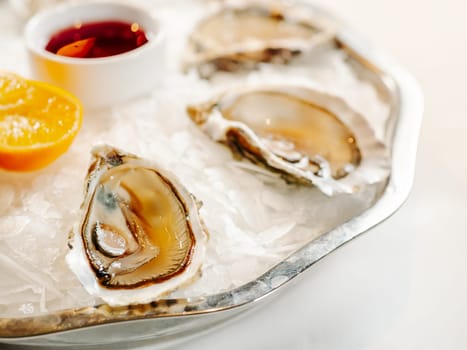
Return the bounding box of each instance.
[24,2,165,110]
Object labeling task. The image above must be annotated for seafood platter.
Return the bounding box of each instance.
[0,0,423,346]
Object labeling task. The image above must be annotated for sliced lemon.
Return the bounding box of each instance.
[0,72,83,171]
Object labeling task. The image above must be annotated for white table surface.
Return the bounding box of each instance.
[2,0,465,349]
[136,0,465,349]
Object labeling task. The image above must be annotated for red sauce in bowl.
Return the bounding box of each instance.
[45,20,148,58]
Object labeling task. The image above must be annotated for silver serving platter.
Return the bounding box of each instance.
[0,5,423,348]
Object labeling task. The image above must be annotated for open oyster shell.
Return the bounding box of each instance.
[187,86,390,196]
[67,145,207,306]
[184,0,335,78]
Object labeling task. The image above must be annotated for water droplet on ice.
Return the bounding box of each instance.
[18,303,34,314]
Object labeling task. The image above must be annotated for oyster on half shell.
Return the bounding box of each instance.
[184,0,335,78]
[67,145,207,306]
[187,86,389,196]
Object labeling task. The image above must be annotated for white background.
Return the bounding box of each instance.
[146,0,467,349]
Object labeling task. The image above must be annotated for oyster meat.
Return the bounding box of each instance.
[67,145,207,306]
[184,0,335,78]
[188,86,389,196]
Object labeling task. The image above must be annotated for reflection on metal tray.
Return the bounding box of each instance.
[0,5,423,348]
